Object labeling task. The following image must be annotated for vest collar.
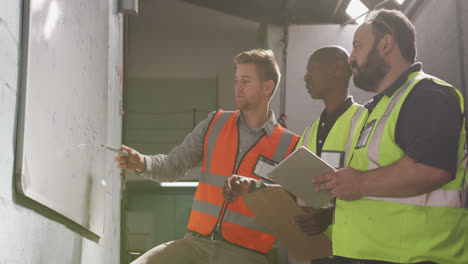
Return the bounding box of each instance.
[319,96,354,123]
[366,62,422,113]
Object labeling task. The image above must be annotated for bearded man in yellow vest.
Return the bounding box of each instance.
[114,49,299,264]
[313,9,467,264]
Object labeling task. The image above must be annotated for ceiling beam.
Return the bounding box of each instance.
[332,0,348,18]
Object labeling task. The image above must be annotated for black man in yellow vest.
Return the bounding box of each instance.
[295,46,366,264]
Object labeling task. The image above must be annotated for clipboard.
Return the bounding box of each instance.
[268,146,336,208]
[242,187,332,260]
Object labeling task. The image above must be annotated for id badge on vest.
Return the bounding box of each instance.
[252,155,277,183]
[321,151,345,169]
[355,119,376,149]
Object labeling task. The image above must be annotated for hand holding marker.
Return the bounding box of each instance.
[102,144,129,156]
[109,145,147,171]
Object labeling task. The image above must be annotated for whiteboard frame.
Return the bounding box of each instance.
[15,0,32,198]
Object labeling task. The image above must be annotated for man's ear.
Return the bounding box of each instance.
[381,34,395,55]
[264,80,275,98]
[333,61,343,77]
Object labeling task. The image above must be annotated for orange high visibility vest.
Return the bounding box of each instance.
[187,110,299,253]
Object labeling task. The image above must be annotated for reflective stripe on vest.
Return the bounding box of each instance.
[191,199,267,233]
[299,123,314,151]
[199,170,225,188]
[191,199,222,218]
[344,106,367,164]
[204,112,232,170]
[187,110,299,253]
[365,189,463,207]
[222,207,268,233]
[273,130,296,162]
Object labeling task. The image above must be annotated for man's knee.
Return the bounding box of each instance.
[130,241,175,264]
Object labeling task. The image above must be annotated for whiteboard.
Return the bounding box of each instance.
[15,0,109,236]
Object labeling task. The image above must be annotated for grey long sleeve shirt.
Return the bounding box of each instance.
[137,110,278,182]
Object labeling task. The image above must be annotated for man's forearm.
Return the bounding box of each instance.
[137,112,213,182]
[138,153,194,182]
[359,155,453,198]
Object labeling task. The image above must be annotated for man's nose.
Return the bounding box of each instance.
[234,81,241,91]
[348,52,356,66]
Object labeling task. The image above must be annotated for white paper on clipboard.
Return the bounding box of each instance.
[268,146,336,208]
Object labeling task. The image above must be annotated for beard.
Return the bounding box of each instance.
[235,95,259,111]
[351,44,388,92]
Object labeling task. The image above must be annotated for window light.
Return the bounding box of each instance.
[346,0,369,25]
[395,0,405,5]
[160,182,199,187]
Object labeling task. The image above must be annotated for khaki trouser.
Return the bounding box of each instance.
[131,232,270,264]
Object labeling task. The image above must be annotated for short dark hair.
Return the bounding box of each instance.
[309,46,352,85]
[367,9,416,63]
[309,46,350,66]
[234,49,281,98]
